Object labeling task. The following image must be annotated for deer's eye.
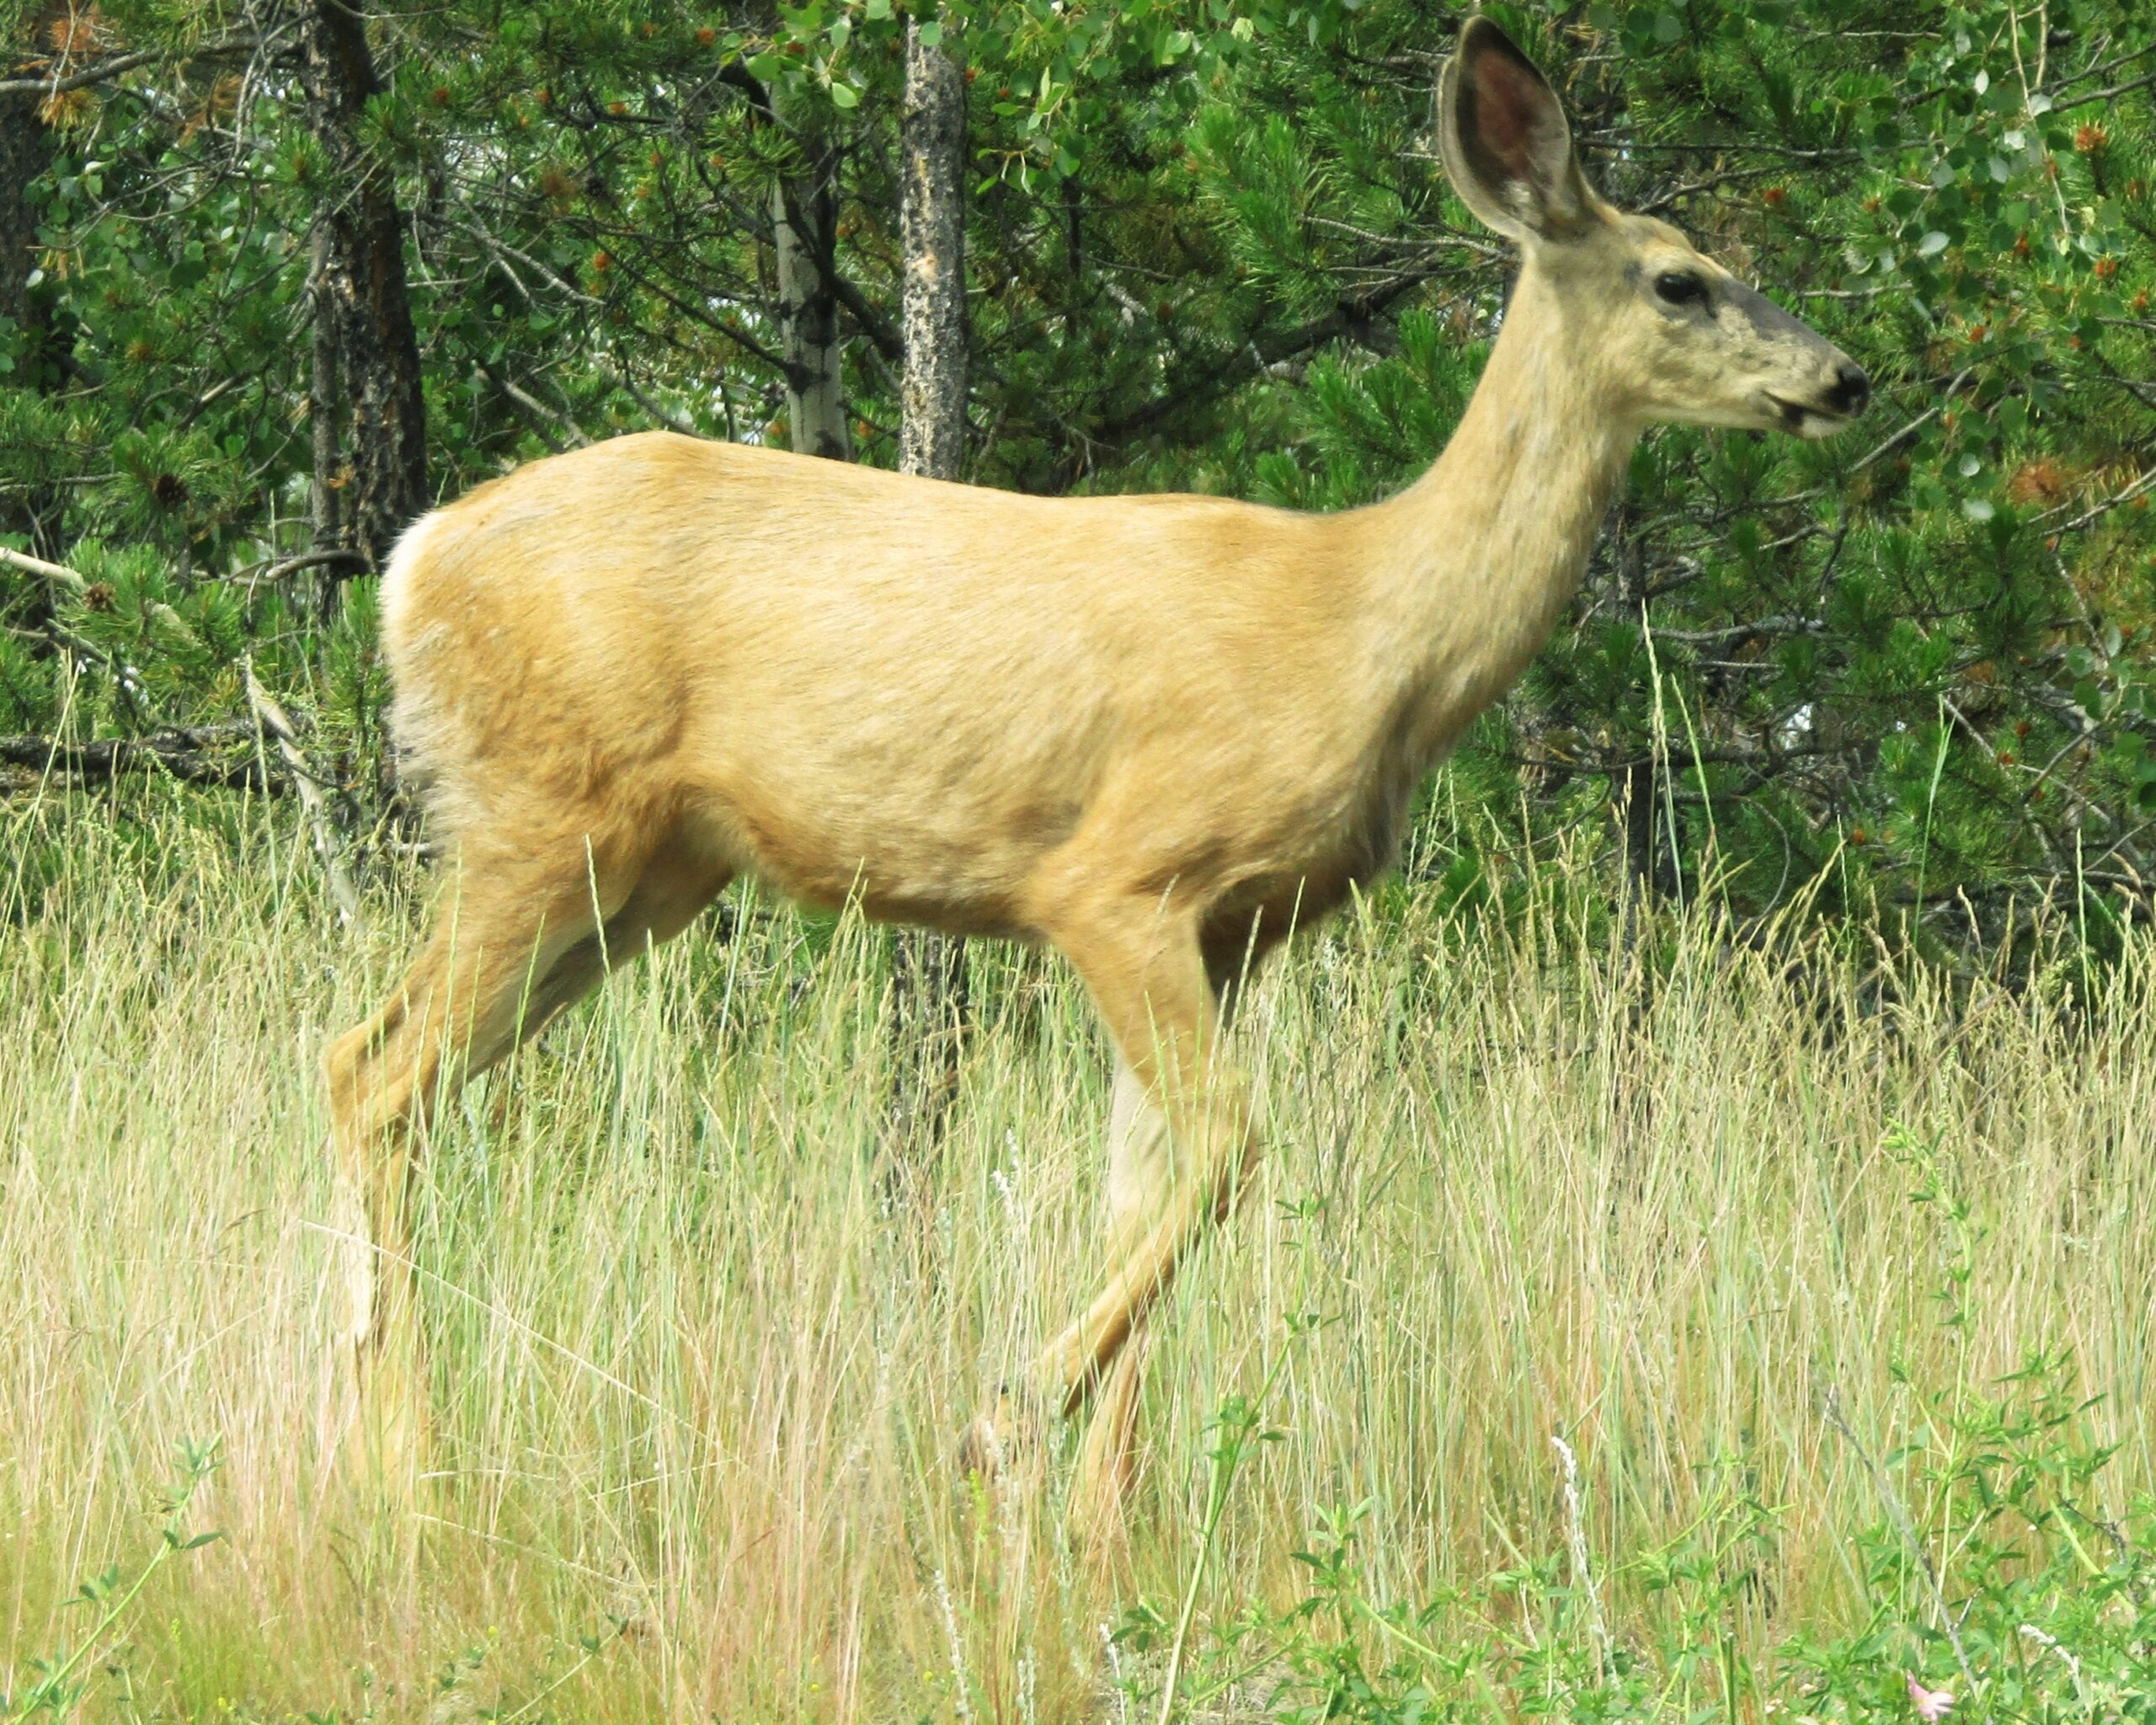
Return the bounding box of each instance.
[1654,271,1710,308]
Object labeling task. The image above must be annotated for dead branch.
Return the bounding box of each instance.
[244,659,362,927]
[0,724,271,793]
[0,32,259,99]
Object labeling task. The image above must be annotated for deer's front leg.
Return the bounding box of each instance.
[1034,891,1262,1535]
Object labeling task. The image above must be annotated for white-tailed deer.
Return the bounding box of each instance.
[326,18,1866,1530]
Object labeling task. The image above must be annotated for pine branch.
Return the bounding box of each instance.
[0,33,259,99]
[0,545,201,650]
[1090,268,1444,447]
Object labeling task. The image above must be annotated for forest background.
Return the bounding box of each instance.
[3,0,2154,940]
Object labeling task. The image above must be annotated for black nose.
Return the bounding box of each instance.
[1828,361,1870,417]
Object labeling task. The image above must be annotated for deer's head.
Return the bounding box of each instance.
[1438,18,1869,440]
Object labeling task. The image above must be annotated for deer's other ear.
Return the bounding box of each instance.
[1438,17,1595,243]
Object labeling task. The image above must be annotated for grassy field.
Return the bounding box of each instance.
[6,786,2156,1722]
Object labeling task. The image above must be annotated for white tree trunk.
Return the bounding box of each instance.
[772,159,852,461]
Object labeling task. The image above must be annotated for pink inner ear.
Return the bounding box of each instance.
[1471,53,1543,181]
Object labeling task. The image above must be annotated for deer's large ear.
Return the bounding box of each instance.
[1438,17,1595,243]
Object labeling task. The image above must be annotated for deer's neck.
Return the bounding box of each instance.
[1358,264,1637,754]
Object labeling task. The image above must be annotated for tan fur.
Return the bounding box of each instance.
[327,19,1863,1523]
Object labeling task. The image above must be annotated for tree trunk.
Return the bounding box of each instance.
[772,146,851,461]
[1621,752,1658,896]
[888,18,971,1145]
[296,0,425,583]
[0,90,45,336]
[898,19,966,478]
[0,14,54,558]
[307,219,343,614]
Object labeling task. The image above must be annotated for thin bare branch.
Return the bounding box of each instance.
[244,659,361,927]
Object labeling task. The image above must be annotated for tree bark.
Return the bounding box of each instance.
[296,0,425,581]
[898,19,966,479]
[772,142,851,461]
[1621,751,1658,897]
[0,11,55,557]
[889,18,971,1145]
[306,218,343,612]
[0,89,45,335]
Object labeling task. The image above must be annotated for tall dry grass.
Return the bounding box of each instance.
[5,787,2155,1719]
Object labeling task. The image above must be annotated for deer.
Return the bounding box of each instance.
[325,15,1868,1537]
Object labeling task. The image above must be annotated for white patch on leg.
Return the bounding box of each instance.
[1106,1057,1172,1251]
[331,1164,377,1355]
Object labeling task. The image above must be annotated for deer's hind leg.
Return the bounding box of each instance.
[501,843,738,1052]
[1065,1055,1172,1550]
[323,836,680,1474]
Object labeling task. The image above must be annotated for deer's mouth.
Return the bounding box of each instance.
[1764,393,1855,439]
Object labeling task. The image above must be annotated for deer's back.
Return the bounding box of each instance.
[382,433,1398,934]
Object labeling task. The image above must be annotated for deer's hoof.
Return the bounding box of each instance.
[958,1381,1039,1484]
